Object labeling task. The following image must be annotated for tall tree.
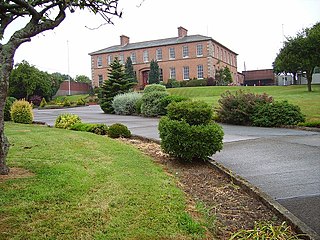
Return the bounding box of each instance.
[99,58,135,113]
[0,0,122,175]
[148,59,160,84]
[75,75,91,84]
[215,66,232,86]
[124,57,137,83]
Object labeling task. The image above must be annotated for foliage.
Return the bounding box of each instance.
[298,120,320,128]
[51,72,69,97]
[167,100,213,126]
[217,90,273,125]
[159,95,189,115]
[76,98,86,106]
[143,84,166,94]
[10,99,34,124]
[112,92,142,115]
[107,123,132,138]
[39,98,47,107]
[69,123,108,135]
[29,95,42,106]
[4,97,17,121]
[178,212,205,236]
[54,113,81,129]
[165,79,180,88]
[141,91,169,117]
[99,58,135,113]
[186,78,208,87]
[63,99,71,107]
[149,60,160,84]
[75,75,91,84]
[252,101,305,127]
[124,57,137,83]
[159,117,223,161]
[229,221,304,240]
[215,66,233,86]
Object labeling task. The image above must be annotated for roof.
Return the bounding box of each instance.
[89,34,237,55]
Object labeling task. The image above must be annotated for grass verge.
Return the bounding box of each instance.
[1,123,205,239]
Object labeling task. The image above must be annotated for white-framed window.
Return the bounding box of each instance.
[197,65,204,79]
[169,67,176,79]
[182,46,189,58]
[220,49,223,61]
[196,44,203,57]
[143,50,149,62]
[183,66,189,80]
[156,48,162,61]
[130,52,136,64]
[107,55,112,65]
[159,68,163,81]
[169,47,175,59]
[98,74,103,86]
[97,56,102,67]
[119,54,124,64]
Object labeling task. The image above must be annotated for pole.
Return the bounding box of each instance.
[67,40,71,95]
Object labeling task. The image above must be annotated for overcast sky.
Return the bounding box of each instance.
[5,0,320,78]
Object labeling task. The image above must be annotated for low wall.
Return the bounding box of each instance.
[55,81,91,96]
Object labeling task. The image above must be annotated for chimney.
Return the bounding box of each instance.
[120,35,129,46]
[178,27,188,38]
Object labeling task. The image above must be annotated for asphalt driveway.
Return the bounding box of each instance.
[33,105,320,236]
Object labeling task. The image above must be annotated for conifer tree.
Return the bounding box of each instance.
[125,57,137,83]
[99,58,135,113]
[149,60,160,84]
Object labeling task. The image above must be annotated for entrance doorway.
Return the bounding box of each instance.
[142,70,149,86]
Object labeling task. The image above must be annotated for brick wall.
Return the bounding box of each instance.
[55,81,91,96]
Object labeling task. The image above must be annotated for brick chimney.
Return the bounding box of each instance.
[120,35,129,46]
[178,27,188,38]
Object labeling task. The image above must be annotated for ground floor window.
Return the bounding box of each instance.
[183,66,189,80]
[98,75,103,87]
[170,67,176,79]
[197,65,204,79]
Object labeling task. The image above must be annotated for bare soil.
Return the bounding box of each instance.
[0,167,34,183]
[119,137,283,239]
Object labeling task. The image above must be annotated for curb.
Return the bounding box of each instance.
[208,157,320,240]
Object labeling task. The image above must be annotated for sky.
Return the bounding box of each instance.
[3,0,320,78]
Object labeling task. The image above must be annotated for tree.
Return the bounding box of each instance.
[0,0,122,175]
[51,72,68,98]
[215,66,232,86]
[273,22,320,92]
[124,57,137,83]
[75,75,91,84]
[149,59,160,84]
[99,58,135,113]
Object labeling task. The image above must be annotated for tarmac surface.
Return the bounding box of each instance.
[33,105,320,236]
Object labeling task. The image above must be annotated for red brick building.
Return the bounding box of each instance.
[89,27,238,88]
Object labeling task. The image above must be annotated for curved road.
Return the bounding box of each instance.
[33,105,320,236]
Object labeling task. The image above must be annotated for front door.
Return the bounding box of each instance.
[142,71,149,86]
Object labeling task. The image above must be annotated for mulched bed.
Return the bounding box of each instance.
[119,137,283,239]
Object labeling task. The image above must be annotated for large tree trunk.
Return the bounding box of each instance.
[0,45,14,175]
[306,70,313,92]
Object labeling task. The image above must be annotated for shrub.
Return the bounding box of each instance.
[108,123,131,138]
[39,98,47,107]
[252,101,305,127]
[10,99,34,124]
[298,120,320,128]
[143,84,166,94]
[207,77,216,86]
[186,78,208,87]
[135,98,143,115]
[165,79,180,88]
[141,91,169,117]
[63,99,71,107]
[76,98,86,106]
[4,97,17,121]
[54,113,81,129]
[159,95,189,115]
[112,92,142,115]
[70,123,108,135]
[216,90,273,125]
[179,81,187,88]
[167,100,213,126]
[29,95,42,106]
[159,117,223,161]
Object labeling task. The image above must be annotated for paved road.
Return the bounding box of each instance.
[34,105,320,235]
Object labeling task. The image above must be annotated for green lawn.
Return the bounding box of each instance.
[1,123,205,239]
[168,85,320,122]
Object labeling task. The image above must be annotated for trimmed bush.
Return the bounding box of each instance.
[39,98,47,108]
[76,98,86,106]
[252,101,305,127]
[165,79,180,88]
[10,99,34,124]
[4,97,17,121]
[159,117,223,161]
[112,92,142,115]
[159,95,189,115]
[108,123,131,138]
[167,100,213,126]
[70,123,108,135]
[63,99,71,107]
[29,95,42,106]
[54,113,81,129]
[143,84,166,94]
[141,91,169,117]
[216,90,273,125]
[186,78,207,87]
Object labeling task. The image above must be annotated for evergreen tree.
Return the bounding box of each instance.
[223,66,233,85]
[99,58,135,113]
[215,66,233,85]
[149,60,160,84]
[124,57,137,83]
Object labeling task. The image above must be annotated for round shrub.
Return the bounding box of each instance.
[39,98,47,108]
[252,101,305,127]
[141,91,169,117]
[143,84,166,94]
[159,117,224,161]
[54,113,81,129]
[167,100,213,126]
[159,95,189,116]
[10,99,34,124]
[108,123,131,138]
[112,92,142,115]
[4,97,17,121]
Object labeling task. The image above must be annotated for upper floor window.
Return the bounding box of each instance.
[156,49,163,61]
[183,66,189,80]
[197,65,204,79]
[107,55,112,65]
[98,74,103,86]
[130,52,136,64]
[196,44,203,57]
[169,47,175,59]
[97,56,102,67]
[143,50,149,62]
[182,46,189,58]
[169,67,176,79]
[118,54,124,64]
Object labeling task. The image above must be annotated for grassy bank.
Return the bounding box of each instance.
[1,123,205,239]
[168,85,320,121]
